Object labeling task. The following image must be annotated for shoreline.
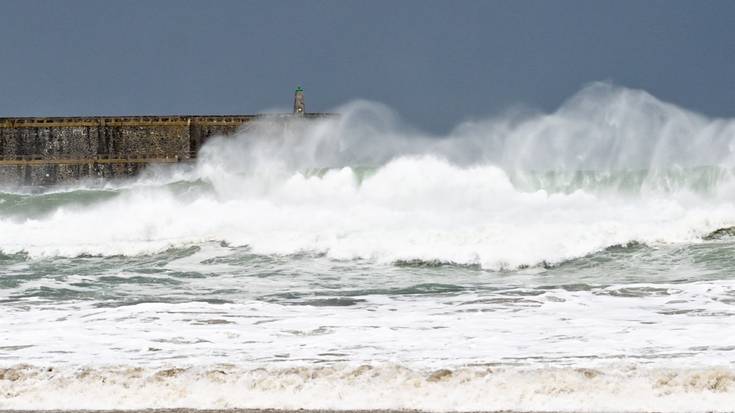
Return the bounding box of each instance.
[0,408,556,413]
[0,407,434,413]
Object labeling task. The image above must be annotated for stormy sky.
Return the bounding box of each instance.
[1,0,733,132]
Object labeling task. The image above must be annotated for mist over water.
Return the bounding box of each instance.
[2,83,735,411]
[2,83,735,267]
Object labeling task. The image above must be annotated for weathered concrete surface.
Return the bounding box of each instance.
[294,87,305,115]
[0,114,328,186]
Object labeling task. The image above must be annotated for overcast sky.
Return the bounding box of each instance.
[1,0,734,132]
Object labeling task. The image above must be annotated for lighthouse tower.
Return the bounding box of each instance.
[293,86,305,115]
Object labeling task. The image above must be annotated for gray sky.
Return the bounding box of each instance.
[1,0,734,132]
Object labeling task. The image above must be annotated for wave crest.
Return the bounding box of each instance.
[2,84,735,268]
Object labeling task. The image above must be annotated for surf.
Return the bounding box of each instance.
[2,83,735,270]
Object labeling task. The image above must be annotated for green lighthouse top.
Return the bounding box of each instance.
[295,86,304,93]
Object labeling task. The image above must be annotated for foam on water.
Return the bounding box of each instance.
[2,84,735,269]
[3,279,735,367]
[1,154,735,269]
[2,84,735,411]
[2,364,734,411]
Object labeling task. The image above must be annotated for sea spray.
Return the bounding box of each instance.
[2,84,735,412]
[2,84,735,266]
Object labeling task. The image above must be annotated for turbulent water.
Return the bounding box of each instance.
[2,84,735,412]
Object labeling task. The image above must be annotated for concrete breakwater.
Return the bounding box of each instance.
[0,113,326,186]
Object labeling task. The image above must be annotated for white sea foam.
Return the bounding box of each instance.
[1,364,734,412]
[1,84,735,268]
[0,154,734,268]
[2,84,735,412]
[2,282,734,369]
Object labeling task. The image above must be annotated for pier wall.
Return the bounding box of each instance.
[0,115,276,186]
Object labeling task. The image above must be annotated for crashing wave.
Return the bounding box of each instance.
[2,84,735,269]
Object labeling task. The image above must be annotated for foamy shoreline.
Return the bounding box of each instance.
[0,408,568,413]
[1,364,733,412]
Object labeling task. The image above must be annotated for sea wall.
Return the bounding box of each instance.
[0,114,324,186]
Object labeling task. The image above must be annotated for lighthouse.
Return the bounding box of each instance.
[293,86,305,115]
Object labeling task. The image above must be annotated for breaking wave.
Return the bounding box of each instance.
[2,83,735,270]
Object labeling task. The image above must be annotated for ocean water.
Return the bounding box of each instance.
[1,83,735,412]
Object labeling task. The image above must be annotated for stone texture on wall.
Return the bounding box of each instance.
[0,162,151,186]
[0,116,249,186]
[0,114,331,186]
